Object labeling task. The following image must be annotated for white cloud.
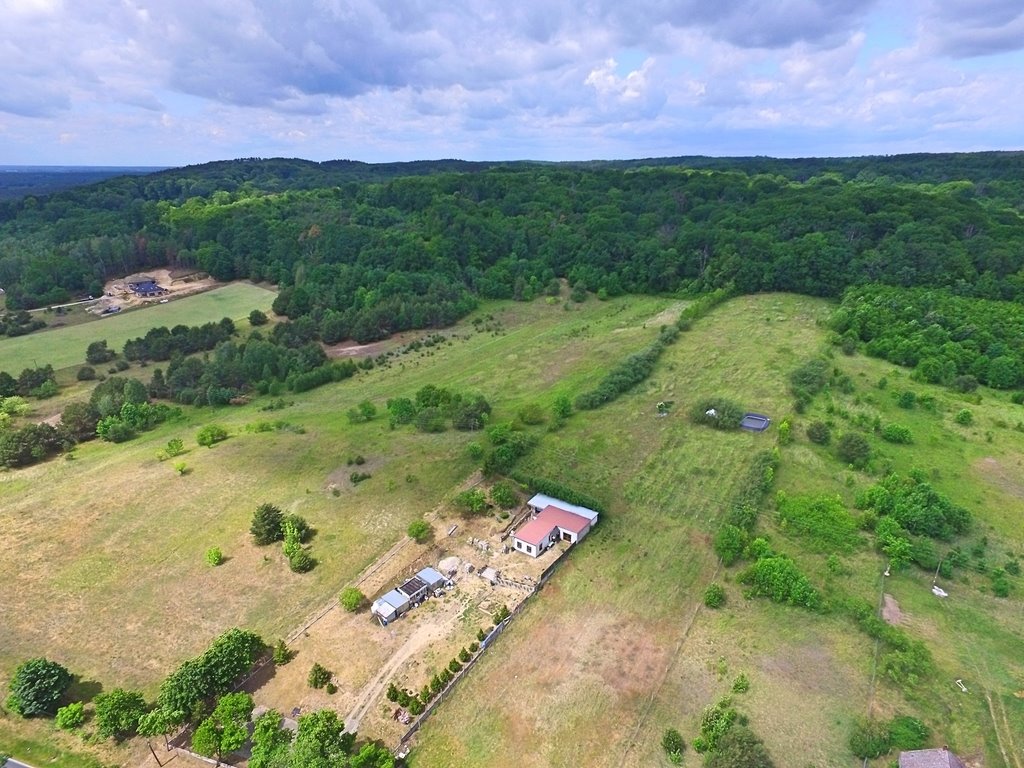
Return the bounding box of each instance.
[0,1,1021,163]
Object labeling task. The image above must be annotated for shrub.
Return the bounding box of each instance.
[196,423,228,447]
[251,503,285,545]
[789,358,830,397]
[407,519,432,543]
[307,663,331,689]
[881,639,933,689]
[205,547,224,566]
[325,682,337,695]
[339,587,365,612]
[955,408,974,425]
[704,725,776,768]
[698,697,737,751]
[741,556,821,610]
[94,688,146,739]
[690,397,744,430]
[952,375,979,393]
[454,488,488,515]
[661,728,686,764]
[517,403,545,425]
[458,647,471,663]
[888,715,929,751]
[704,583,727,608]
[288,548,315,573]
[731,673,750,693]
[881,424,913,444]
[776,492,858,554]
[714,524,749,566]
[77,366,97,381]
[6,657,72,717]
[806,421,831,445]
[248,309,268,326]
[836,432,871,468]
[992,570,1011,597]
[447,659,462,674]
[272,639,291,665]
[490,480,518,509]
[849,717,891,759]
[55,701,85,730]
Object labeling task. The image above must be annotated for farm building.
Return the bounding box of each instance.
[371,589,410,625]
[898,748,967,768]
[511,495,599,558]
[125,274,168,297]
[371,566,451,625]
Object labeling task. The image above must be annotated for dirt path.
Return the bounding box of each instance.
[344,608,463,732]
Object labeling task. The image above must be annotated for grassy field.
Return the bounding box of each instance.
[0,282,277,373]
[411,294,1024,768]
[0,292,679,765]
[2,292,1021,767]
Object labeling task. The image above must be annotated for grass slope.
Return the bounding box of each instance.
[2,293,1021,768]
[0,282,276,373]
[411,294,1024,768]
[0,293,676,765]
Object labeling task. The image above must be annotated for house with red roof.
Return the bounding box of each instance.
[511,494,599,558]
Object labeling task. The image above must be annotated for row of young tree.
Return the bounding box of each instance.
[3,157,1024,343]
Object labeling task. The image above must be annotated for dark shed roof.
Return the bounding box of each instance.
[899,749,968,768]
[398,575,427,598]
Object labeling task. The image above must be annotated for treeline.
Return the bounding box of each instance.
[123,318,235,361]
[833,284,1024,390]
[3,157,1024,344]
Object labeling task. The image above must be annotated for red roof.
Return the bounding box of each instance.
[514,505,591,547]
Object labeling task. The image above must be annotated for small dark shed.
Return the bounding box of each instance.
[898,748,968,768]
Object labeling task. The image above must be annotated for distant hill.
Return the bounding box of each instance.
[0,166,166,200]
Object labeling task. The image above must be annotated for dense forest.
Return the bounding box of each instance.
[1,154,1023,346]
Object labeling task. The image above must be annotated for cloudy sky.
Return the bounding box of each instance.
[1,0,1022,166]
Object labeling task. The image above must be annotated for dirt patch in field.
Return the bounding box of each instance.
[323,330,430,359]
[882,593,904,625]
[325,456,388,495]
[973,456,1024,500]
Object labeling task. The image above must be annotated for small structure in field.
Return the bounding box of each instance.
[511,494,599,558]
[740,412,771,432]
[898,747,967,768]
[371,589,410,626]
[371,566,451,626]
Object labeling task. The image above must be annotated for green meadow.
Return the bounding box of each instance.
[1,292,1021,767]
[0,282,277,373]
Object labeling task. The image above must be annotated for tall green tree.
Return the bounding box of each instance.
[289,709,353,768]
